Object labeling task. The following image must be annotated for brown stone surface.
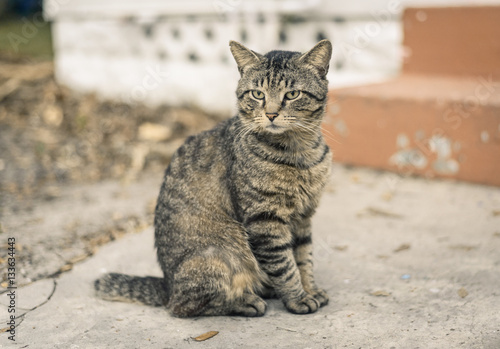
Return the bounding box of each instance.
[402,6,500,79]
[324,74,500,186]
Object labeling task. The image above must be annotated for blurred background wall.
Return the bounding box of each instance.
[41,0,500,116]
[1,0,499,188]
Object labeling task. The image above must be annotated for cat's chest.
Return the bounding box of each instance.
[272,164,327,203]
[240,158,330,218]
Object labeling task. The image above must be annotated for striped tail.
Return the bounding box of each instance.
[94,273,169,307]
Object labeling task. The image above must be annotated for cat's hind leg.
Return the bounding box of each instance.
[168,253,266,317]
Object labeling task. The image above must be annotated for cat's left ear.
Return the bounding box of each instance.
[298,40,332,77]
[229,41,264,76]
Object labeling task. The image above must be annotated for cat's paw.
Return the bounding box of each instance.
[307,287,329,307]
[284,294,320,314]
[232,294,267,317]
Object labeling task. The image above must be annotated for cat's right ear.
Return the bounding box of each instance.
[229,41,263,76]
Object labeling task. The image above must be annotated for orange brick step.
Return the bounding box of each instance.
[324,6,500,186]
[324,75,500,186]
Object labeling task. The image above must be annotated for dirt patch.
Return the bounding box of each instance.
[0,57,222,212]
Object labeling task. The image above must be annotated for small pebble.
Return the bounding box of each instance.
[457,287,468,298]
[401,274,411,280]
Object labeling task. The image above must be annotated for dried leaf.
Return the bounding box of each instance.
[492,210,500,217]
[59,264,73,272]
[370,290,391,297]
[363,207,404,219]
[276,327,297,332]
[192,331,219,342]
[0,326,10,333]
[69,254,90,264]
[394,243,411,253]
[457,287,468,298]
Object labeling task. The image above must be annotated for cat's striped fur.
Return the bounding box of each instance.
[95,40,333,317]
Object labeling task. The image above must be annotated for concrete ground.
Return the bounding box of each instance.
[1,164,500,349]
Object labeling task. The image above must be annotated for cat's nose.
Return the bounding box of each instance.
[265,113,279,122]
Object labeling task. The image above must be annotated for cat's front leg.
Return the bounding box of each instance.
[245,216,320,314]
[293,218,329,307]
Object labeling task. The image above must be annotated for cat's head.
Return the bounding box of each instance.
[230,40,332,137]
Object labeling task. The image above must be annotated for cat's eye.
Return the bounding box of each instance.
[251,90,265,100]
[285,91,301,100]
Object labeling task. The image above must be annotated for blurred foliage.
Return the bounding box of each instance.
[0,0,52,61]
[1,0,42,17]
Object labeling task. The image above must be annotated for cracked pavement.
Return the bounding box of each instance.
[1,174,161,287]
[1,164,500,348]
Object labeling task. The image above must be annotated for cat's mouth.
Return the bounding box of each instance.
[265,123,287,134]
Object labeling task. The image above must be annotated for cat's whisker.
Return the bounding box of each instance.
[293,121,321,137]
[299,120,341,145]
[320,128,342,145]
[235,123,256,141]
[290,123,326,149]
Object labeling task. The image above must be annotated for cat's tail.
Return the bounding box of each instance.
[94,273,169,307]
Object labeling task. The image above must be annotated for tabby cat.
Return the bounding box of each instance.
[95,39,333,317]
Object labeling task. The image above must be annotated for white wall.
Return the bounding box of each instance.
[44,0,500,115]
[45,0,500,19]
